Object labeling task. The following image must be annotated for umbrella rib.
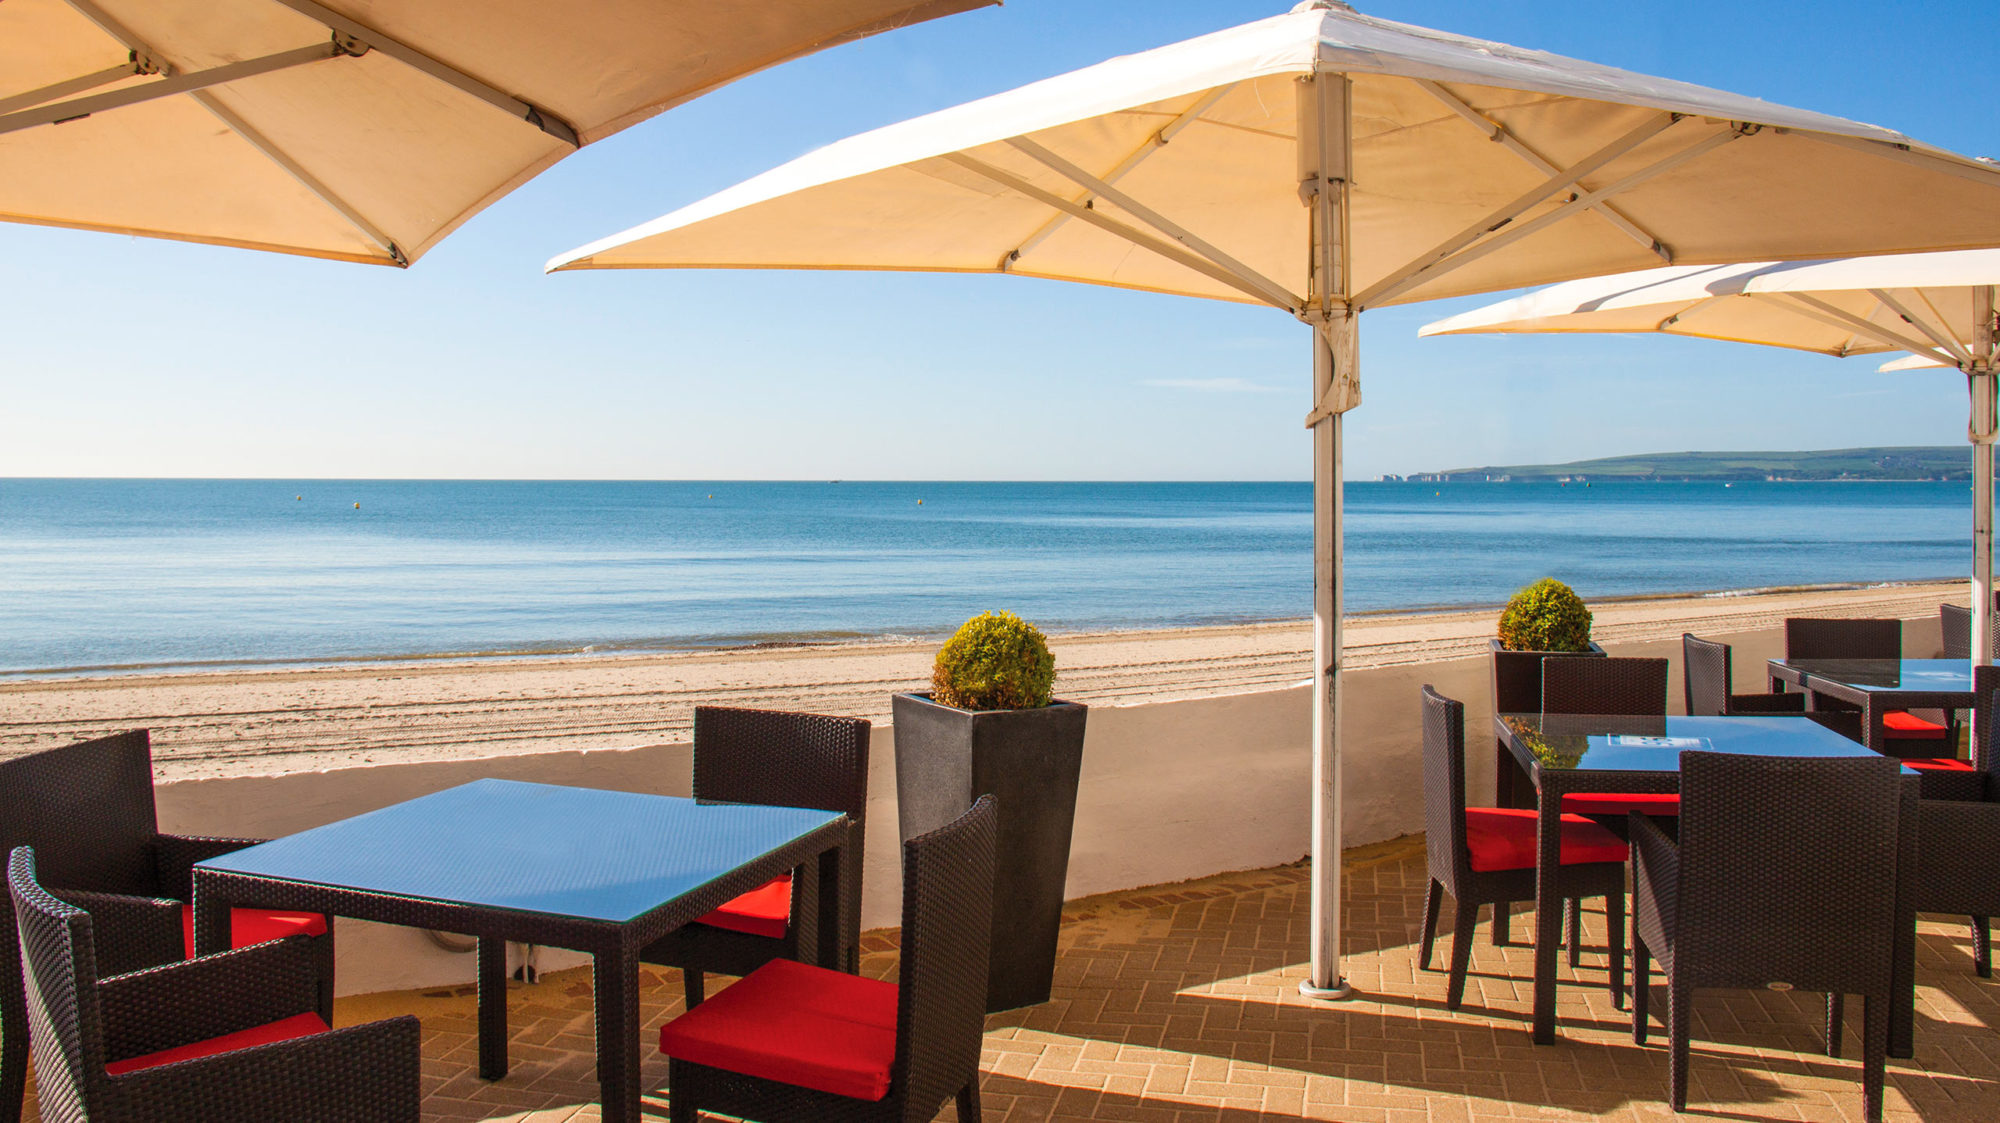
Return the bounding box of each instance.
[0,63,153,117]
[192,94,407,265]
[1749,292,1957,364]
[0,44,346,138]
[59,0,172,75]
[1802,131,2000,190]
[1005,136,1300,310]
[1350,112,1685,309]
[1357,123,1744,309]
[943,152,1296,311]
[1867,289,1973,366]
[265,0,580,147]
[1412,79,1671,264]
[1005,84,1236,265]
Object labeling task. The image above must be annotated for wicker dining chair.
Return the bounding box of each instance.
[10,846,418,1123]
[0,731,331,1123]
[640,706,871,1008]
[1683,634,1807,717]
[1418,687,1627,1009]
[1914,664,2000,977]
[1630,751,1905,1123]
[659,794,994,1123]
[1782,617,1952,744]
[1940,603,1972,660]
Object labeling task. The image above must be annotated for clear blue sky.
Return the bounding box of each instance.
[3,0,1994,482]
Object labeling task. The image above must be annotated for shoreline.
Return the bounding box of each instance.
[0,578,1965,780]
[0,576,1959,684]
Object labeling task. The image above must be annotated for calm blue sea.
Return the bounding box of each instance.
[0,479,1976,676]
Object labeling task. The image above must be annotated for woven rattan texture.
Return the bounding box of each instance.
[1417,687,1625,1012]
[1912,664,2000,977]
[1683,634,1807,717]
[667,795,994,1123]
[1785,617,1903,661]
[1540,657,1669,717]
[11,847,418,1122]
[645,706,871,1000]
[1940,603,1972,660]
[1632,751,1903,1121]
[0,731,332,1123]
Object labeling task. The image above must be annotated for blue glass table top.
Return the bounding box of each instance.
[197,779,843,924]
[1498,714,1910,774]
[1771,658,1973,692]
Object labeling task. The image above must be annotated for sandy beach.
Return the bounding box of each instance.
[0,580,1963,780]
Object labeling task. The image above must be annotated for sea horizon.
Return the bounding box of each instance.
[2,478,1979,679]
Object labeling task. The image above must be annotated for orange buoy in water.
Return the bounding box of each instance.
[353,502,361,509]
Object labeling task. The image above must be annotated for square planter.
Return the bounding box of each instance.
[892,692,1086,1013]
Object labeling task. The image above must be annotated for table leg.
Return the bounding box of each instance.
[1891,776,1919,1059]
[594,943,642,1123]
[478,936,509,1079]
[1532,776,1564,1044]
[1864,698,1887,753]
[189,876,233,959]
[818,841,849,973]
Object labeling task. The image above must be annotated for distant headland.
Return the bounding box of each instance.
[1390,446,1970,483]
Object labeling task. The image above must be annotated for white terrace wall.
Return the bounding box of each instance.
[152,613,1942,997]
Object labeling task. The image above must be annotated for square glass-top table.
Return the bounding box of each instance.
[1766,658,1975,751]
[193,779,849,1123]
[1494,714,1915,1049]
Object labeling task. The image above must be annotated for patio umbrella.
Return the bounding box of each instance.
[0,0,993,265]
[1420,251,2000,668]
[547,0,2000,1004]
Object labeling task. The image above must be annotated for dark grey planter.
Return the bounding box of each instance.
[1488,637,1607,713]
[892,692,1086,1013]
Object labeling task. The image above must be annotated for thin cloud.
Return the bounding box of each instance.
[1141,377,1281,394]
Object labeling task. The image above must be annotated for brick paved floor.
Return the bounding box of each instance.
[34,836,1999,1120]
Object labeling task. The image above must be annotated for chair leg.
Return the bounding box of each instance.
[1447,901,1479,1010]
[1419,880,1444,971]
[682,968,705,1009]
[1631,936,1650,1045]
[957,1077,983,1123]
[1566,898,1583,968]
[667,1061,698,1123]
[1492,901,1511,946]
[1668,979,1693,1111]
[1826,992,1845,1058]
[1973,915,1991,978]
[1606,889,1626,1011]
[1862,992,1889,1123]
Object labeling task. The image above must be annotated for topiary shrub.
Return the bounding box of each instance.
[1497,578,1593,652]
[932,611,1056,710]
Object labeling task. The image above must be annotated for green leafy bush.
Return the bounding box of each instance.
[932,611,1056,710]
[1497,578,1593,653]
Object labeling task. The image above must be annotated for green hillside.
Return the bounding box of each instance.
[1404,446,1969,482]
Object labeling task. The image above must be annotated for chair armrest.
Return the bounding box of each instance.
[1727,692,1806,714]
[153,834,266,899]
[109,1015,421,1123]
[1914,799,2000,916]
[1628,811,1679,953]
[100,936,321,1062]
[52,888,185,979]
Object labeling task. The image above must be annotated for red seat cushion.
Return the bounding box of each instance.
[658,957,897,1101]
[1882,711,1949,739]
[1561,792,1681,818]
[180,905,328,958]
[1463,807,1628,873]
[106,1012,328,1075]
[695,875,791,939]
[1903,756,1976,772]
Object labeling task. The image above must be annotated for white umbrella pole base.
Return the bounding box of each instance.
[1299,977,1355,1000]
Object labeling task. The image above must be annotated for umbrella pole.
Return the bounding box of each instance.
[1974,286,1998,685]
[1299,70,1355,1001]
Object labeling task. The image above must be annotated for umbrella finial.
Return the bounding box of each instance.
[1293,1,1356,13]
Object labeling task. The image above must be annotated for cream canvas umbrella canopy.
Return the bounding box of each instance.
[1422,250,2000,669]
[0,0,993,265]
[548,0,2000,1016]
